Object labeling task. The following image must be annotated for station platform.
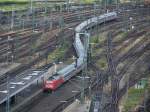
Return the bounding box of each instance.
[0,62,64,106]
[63,99,91,112]
[0,69,46,104]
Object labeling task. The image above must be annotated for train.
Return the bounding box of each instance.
[43,12,117,91]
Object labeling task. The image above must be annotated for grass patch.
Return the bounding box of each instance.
[90,33,106,44]
[96,57,108,70]
[0,1,53,11]
[90,32,106,57]
[0,4,28,11]
[48,41,70,62]
[90,32,107,44]
[80,0,95,4]
[113,32,128,43]
[0,0,27,2]
[93,48,103,56]
[0,0,28,4]
[90,35,99,43]
[123,88,144,112]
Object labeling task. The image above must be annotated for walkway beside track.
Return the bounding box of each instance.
[0,62,65,105]
[63,99,91,112]
[0,69,46,104]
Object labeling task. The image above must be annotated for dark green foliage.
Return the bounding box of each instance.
[0,1,28,6]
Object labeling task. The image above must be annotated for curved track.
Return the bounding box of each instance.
[15,7,150,112]
[0,5,150,112]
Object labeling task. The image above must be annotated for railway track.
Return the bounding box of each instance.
[0,4,149,112]
[92,15,149,112]
[0,8,104,55]
[90,17,149,63]
[0,8,103,33]
[10,7,150,112]
[0,5,117,83]
[1,3,127,82]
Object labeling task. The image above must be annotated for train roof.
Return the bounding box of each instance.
[75,12,117,33]
[57,63,75,76]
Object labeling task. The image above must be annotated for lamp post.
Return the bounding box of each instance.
[94,2,96,17]
[30,0,33,13]
[7,36,14,63]
[11,5,15,31]
[6,75,10,112]
[66,0,70,13]
[6,36,13,112]
[116,0,119,12]
[44,0,48,31]
[30,0,35,31]
[45,0,48,14]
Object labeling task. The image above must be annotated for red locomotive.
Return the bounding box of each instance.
[43,75,64,91]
